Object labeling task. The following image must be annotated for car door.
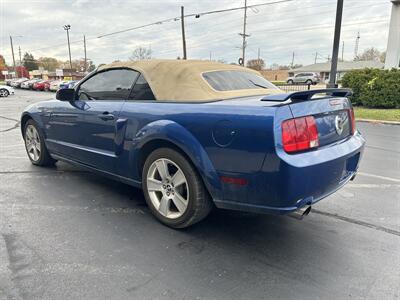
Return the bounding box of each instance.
[294,73,304,83]
[114,73,157,180]
[46,68,139,173]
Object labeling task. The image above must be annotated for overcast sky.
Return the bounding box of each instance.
[0,0,393,67]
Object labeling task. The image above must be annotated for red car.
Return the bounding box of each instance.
[32,80,51,91]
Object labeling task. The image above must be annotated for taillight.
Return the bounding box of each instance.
[282,116,319,153]
[349,108,356,135]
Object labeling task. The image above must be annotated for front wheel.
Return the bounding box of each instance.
[287,79,294,84]
[24,119,56,166]
[142,148,213,228]
[0,89,9,97]
[305,79,312,85]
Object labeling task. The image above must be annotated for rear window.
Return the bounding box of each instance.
[202,70,278,91]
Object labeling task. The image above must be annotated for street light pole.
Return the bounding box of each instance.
[180,6,187,60]
[239,0,249,66]
[9,36,16,77]
[83,35,87,72]
[63,25,72,69]
[328,0,344,88]
[18,46,22,66]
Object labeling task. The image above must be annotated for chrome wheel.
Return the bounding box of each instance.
[0,89,9,97]
[146,158,189,219]
[25,124,41,162]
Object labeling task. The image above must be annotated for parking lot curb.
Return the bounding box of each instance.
[356,118,400,125]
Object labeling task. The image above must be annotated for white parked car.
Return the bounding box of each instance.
[0,85,15,97]
[286,72,320,85]
[10,78,29,88]
[49,80,64,92]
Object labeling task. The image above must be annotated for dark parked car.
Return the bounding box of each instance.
[21,60,365,228]
[59,80,77,89]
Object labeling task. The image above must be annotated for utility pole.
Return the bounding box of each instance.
[354,31,360,60]
[18,46,22,66]
[9,36,16,77]
[257,48,260,60]
[83,34,87,72]
[328,0,343,88]
[291,51,295,68]
[209,51,212,61]
[341,41,344,62]
[63,25,72,69]
[239,0,249,66]
[180,6,187,60]
[314,51,318,64]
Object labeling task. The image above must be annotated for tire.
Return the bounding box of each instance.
[287,79,293,84]
[23,119,56,166]
[305,79,312,85]
[0,89,9,97]
[142,148,213,228]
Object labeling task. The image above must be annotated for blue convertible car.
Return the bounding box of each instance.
[21,60,365,228]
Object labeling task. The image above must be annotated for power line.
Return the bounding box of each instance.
[21,0,293,54]
[19,2,388,58]
[96,0,294,39]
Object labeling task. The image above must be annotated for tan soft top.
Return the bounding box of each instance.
[98,59,280,101]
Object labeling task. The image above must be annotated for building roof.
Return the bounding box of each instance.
[292,60,384,73]
[98,59,280,101]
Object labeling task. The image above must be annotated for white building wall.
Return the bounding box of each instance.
[385,0,400,69]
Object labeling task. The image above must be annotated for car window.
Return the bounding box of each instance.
[78,69,139,100]
[202,70,278,91]
[128,74,156,100]
[295,73,302,77]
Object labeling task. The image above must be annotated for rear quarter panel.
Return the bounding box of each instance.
[117,100,284,200]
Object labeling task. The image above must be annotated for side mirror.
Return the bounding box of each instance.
[56,88,75,101]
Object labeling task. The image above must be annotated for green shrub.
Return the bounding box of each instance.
[341,68,400,108]
[341,68,381,106]
[359,69,400,108]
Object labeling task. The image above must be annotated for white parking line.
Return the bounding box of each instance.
[348,183,400,188]
[357,172,400,183]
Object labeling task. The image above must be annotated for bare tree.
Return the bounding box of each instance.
[129,46,152,61]
[246,58,265,71]
[355,47,384,62]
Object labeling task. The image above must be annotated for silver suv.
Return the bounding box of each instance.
[286,72,320,85]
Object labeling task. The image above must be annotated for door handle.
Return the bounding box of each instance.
[98,112,115,121]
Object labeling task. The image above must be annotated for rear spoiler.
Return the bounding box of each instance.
[262,88,353,102]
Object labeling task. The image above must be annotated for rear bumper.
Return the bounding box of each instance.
[214,131,365,215]
[214,169,356,215]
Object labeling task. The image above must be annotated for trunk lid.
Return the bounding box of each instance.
[288,97,352,146]
[261,89,354,148]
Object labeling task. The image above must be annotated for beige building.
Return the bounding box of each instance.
[260,70,289,82]
[290,61,384,81]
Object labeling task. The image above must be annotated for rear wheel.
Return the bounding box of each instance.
[287,79,294,84]
[24,119,56,166]
[305,79,312,85]
[142,148,212,228]
[0,89,9,97]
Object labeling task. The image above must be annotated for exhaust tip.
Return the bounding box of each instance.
[288,205,312,220]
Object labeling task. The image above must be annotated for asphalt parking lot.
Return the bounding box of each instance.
[0,90,399,300]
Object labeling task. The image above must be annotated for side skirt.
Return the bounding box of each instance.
[51,153,142,189]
